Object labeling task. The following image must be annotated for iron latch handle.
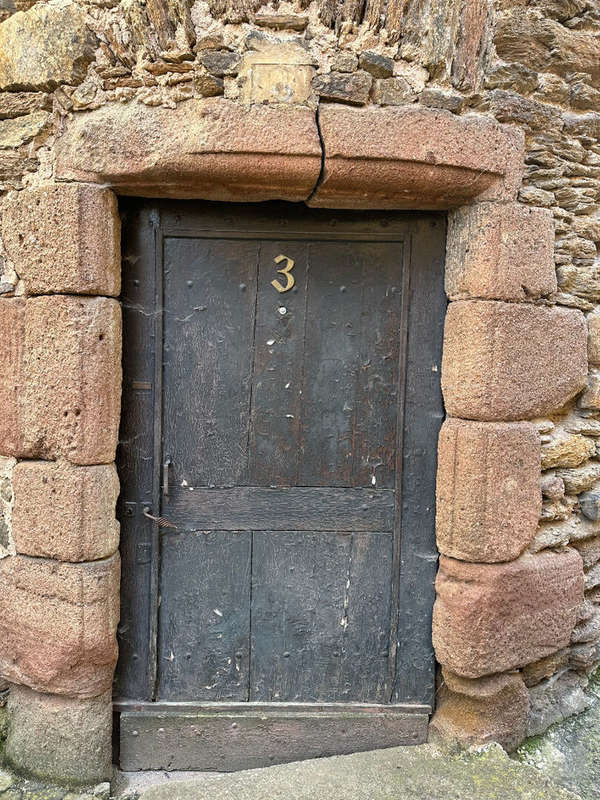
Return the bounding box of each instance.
[143,506,177,529]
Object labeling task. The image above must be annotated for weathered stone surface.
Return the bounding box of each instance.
[313,70,372,105]
[0,91,51,120]
[198,50,240,76]
[519,185,555,207]
[0,456,16,559]
[0,1,97,91]
[433,549,584,678]
[11,461,119,562]
[485,61,539,94]
[571,605,600,643]
[193,70,224,97]
[483,89,563,132]
[431,671,529,752]
[254,12,308,30]
[534,73,570,105]
[540,474,565,501]
[2,185,120,296]
[585,562,600,591]
[6,686,112,784]
[526,670,592,737]
[371,77,416,106]
[495,10,600,82]
[55,98,322,202]
[0,770,12,792]
[558,262,600,304]
[237,41,315,105]
[419,87,464,113]
[556,462,600,494]
[442,301,588,421]
[529,520,572,553]
[310,105,524,209]
[436,418,541,562]
[0,553,119,697]
[124,0,194,61]
[516,671,600,799]
[0,111,50,149]
[522,649,570,688]
[330,51,358,72]
[0,296,121,464]
[571,536,600,569]
[541,431,596,469]
[446,203,556,301]
[0,150,37,189]
[0,299,26,457]
[358,51,393,78]
[564,414,600,438]
[579,490,600,522]
[570,637,600,668]
[588,311,600,365]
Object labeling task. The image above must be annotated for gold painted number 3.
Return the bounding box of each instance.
[271,254,295,293]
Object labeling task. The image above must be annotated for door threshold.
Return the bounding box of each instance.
[116,700,430,772]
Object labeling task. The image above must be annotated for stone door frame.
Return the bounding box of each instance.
[0,99,587,783]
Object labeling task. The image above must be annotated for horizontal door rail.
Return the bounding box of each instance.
[165,486,395,532]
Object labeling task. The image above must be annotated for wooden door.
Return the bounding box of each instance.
[116,201,446,771]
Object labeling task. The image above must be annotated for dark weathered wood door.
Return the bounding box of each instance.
[116,201,446,771]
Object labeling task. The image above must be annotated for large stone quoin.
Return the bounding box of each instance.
[0,0,598,786]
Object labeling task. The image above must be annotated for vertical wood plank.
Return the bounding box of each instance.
[116,202,158,701]
[299,242,364,487]
[393,217,446,706]
[157,530,251,701]
[248,241,309,487]
[350,242,404,489]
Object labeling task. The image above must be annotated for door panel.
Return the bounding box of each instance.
[162,238,258,489]
[250,531,393,703]
[158,530,251,701]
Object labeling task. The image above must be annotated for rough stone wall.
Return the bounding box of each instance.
[0,0,599,766]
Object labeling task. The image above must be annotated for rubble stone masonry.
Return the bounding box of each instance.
[0,0,599,784]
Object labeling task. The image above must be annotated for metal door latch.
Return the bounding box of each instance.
[143,507,177,529]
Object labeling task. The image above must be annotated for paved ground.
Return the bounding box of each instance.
[129,744,579,800]
[514,675,600,800]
